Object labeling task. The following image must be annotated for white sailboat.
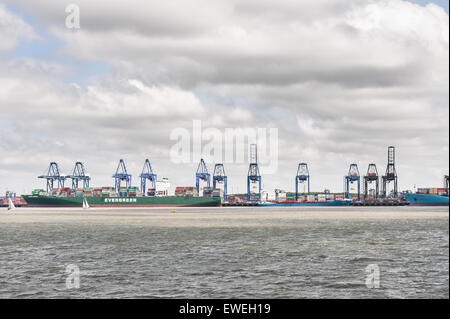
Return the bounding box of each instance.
[7,197,15,211]
[82,198,90,210]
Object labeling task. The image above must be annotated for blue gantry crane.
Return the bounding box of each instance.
[113,159,132,193]
[68,162,90,189]
[140,158,157,196]
[213,163,228,201]
[38,162,66,192]
[196,158,210,194]
[295,163,310,200]
[344,163,360,200]
[247,144,261,201]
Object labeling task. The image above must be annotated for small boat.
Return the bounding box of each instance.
[7,197,15,211]
[82,198,90,209]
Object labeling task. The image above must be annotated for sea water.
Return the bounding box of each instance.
[0,206,448,298]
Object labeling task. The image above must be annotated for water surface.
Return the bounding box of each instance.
[0,206,448,298]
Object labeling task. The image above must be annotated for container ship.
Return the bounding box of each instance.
[22,195,221,207]
[225,192,352,207]
[259,200,351,207]
[22,185,221,208]
[403,187,449,206]
[261,193,351,206]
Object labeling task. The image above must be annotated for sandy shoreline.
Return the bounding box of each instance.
[0,206,448,227]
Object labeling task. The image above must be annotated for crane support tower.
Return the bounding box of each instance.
[381,146,398,198]
[68,162,90,189]
[213,164,228,201]
[247,144,262,201]
[113,159,132,193]
[38,162,66,192]
[196,158,210,194]
[295,163,310,200]
[344,164,361,200]
[140,159,157,196]
[363,164,379,199]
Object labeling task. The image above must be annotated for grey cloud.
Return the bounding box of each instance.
[4,0,231,36]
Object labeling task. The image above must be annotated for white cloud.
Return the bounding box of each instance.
[0,4,37,51]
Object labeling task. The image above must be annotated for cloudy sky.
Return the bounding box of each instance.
[0,0,448,195]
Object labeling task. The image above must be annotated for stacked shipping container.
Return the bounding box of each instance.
[127,187,137,197]
[417,188,448,195]
[184,187,196,197]
[211,188,223,198]
[203,187,212,197]
[147,188,156,196]
[175,186,198,197]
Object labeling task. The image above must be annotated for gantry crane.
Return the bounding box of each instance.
[344,164,360,200]
[38,162,66,192]
[247,144,261,201]
[196,158,210,194]
[381,146,398,198]
[113,159,132,193]
[363,164,379,199]
[140,158,157,196]
[295,163,310,201]
[68,162,90,189]
[213,163,227,201]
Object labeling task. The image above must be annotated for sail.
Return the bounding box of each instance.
[83,198,90,209]
[8,198,15,210]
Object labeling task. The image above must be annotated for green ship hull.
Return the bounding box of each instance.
[23,195,221,207]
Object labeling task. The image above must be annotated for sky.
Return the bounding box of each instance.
[0,0,448,195]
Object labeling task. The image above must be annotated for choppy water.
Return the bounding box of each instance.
[0,207,448,298]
